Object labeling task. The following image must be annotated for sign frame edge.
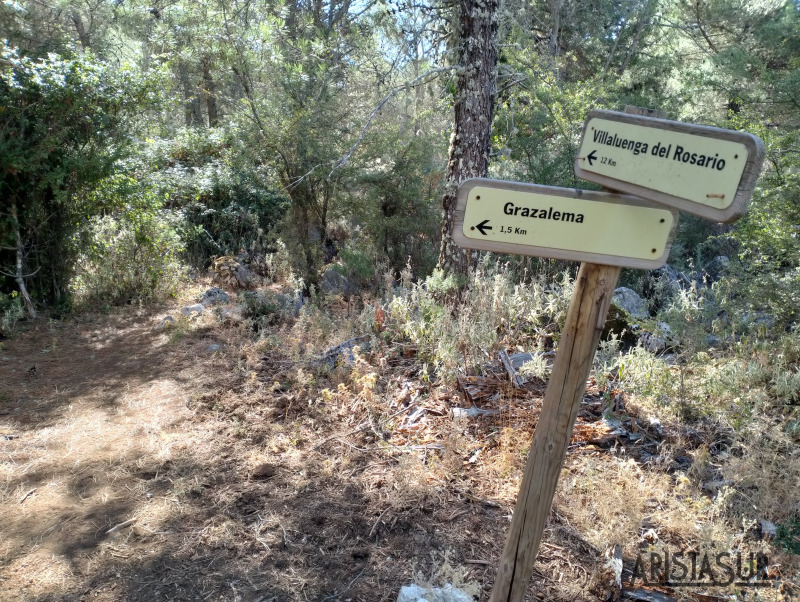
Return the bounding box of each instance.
[573,109,766,223]
[453,178,679,270]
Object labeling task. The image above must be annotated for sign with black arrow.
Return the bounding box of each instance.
[453,178,678,270]
[474,219,492,236]
[575,109,764,222]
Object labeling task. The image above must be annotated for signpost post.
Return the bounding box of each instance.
[449,107,764,602]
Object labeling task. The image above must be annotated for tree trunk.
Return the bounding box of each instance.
[179,63,203,127]
[548,0,564,60]
[437,0,500,278]
[202,57,219,127]
[71,12,91,50]
[9,203,36,320]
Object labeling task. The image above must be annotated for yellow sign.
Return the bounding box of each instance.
[575,110,764,222]
[453,179,677,269]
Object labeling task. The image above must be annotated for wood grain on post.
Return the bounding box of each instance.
[489,262,620,602]
[490,106,659,602]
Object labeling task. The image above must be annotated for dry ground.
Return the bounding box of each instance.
[0,292,796,601]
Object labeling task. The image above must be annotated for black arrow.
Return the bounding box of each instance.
[475,219,492,236]
[586,150,598,166]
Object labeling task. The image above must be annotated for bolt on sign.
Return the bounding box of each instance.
[453,178,678,269]
[574,109,765,222]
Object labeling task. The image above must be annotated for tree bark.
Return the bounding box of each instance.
[437,0,500,278]
[9,203,36,320]
[548,0,564,58]
[202,57,219,127]
[179,62,203,127]
[71,12,91,50]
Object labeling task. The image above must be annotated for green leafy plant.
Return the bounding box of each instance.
[387,258,574,381]
[0,291,24,333]
[70,175,186,307]
[143,128,289,269]
[776,515,800,555]
[0,42,167,307]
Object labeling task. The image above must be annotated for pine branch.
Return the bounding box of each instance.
[327,66,449,181]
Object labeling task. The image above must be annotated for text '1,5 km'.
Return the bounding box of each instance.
[574,109,765,222]
[452,179,678,270]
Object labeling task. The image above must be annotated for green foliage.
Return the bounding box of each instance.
[492,73,607,188]
[713,118,800,330]
[776,515,800,555]
[141,129,290,268]
[238,290,300,329]
[518,353,551,382]
[0,42,166,304]
[0,291,24,333]
[351,129,446,280]
[387,259,574,381]
[70,175,186,307]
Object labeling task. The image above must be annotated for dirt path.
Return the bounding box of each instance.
[0,308,239,600]
[0,306,527,601]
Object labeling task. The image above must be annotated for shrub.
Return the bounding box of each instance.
[0,291,24,333]
[386,257,574,381]
[352,136,444,280]
[142,128,289,269]
[239,290,286,326]
[70,211,186,308]
[776,515,800,555]
[0,42,167,306]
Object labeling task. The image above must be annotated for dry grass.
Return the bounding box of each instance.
[0,281,797,601]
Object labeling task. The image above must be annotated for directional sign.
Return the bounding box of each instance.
[575,109,765,222]
[453,179,678,269]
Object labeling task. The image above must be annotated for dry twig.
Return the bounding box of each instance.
[106,518,136,535]
[368,507,390,538]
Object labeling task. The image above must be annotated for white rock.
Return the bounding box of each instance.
[612,287,648,319]
[760,519,777,539]
[200,287,230,307]
[397,584,473,602]
[452,407,498,419]
[181,304,204,316]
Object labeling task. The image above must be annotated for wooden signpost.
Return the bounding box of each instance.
[574,109,765,222]
[453,180,677,270]
[448,107,764,602]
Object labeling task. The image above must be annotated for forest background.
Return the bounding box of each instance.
[1,0,797,320]
[3,0,800,599]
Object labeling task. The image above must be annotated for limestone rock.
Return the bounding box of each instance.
[200,287,230,307]
[612,287,648,319]
[275,291,305,317]
[703,255,730,282]
[397,584,473,602]
[156,315,175,330]
[219,305,245,324]
[236,263,253,288]
[638,321,675,353]
[181,303,204,317]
